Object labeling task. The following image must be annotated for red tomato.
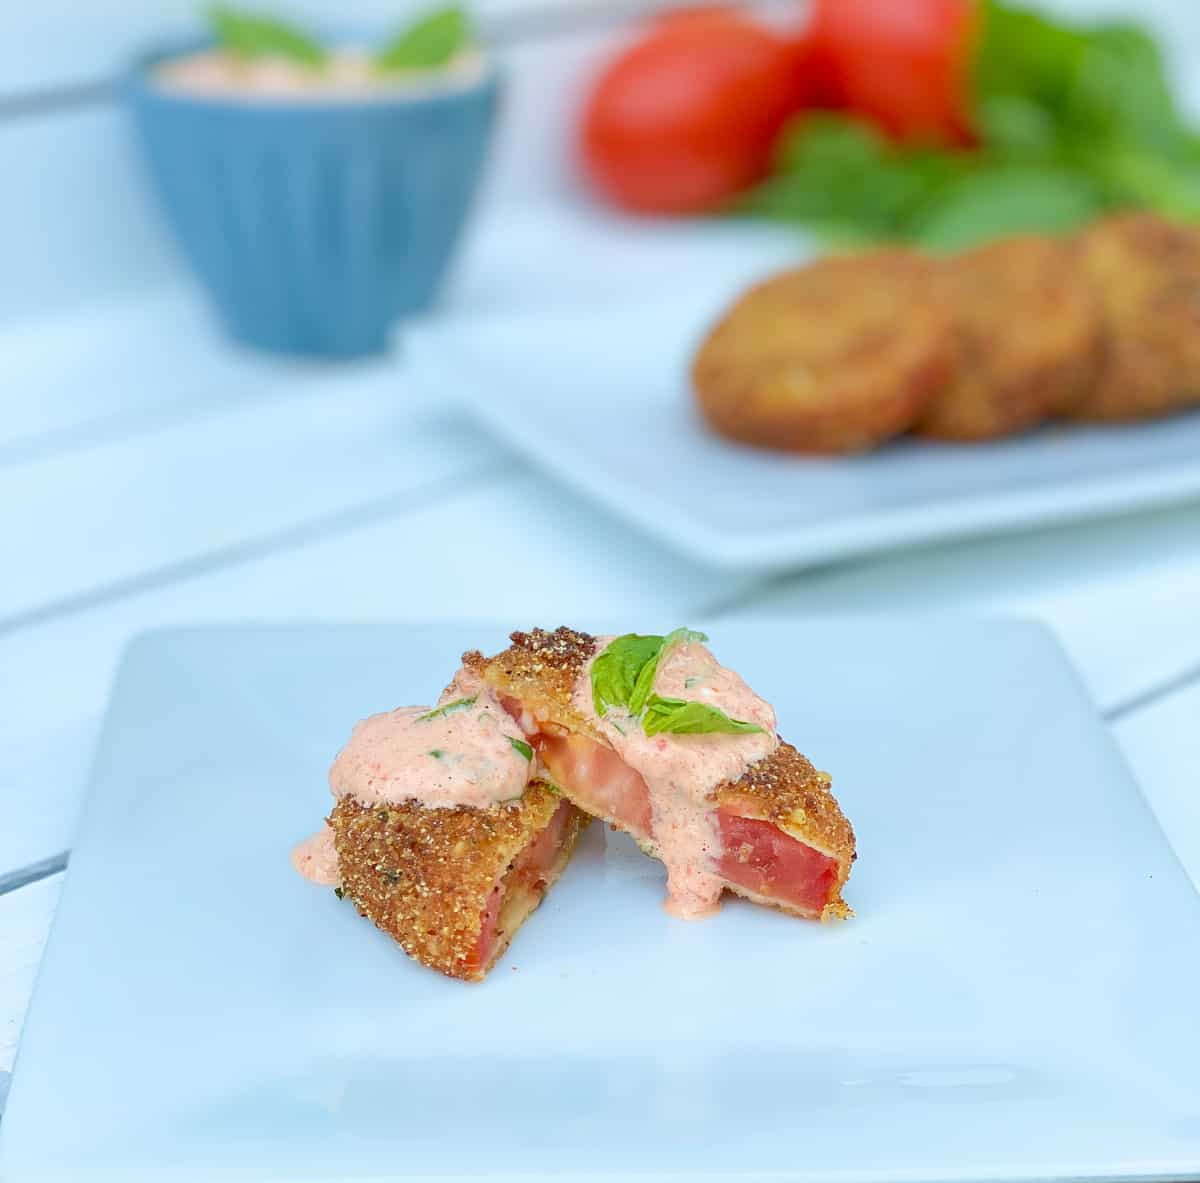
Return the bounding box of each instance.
[538,733,653,836]
[716,811,838,915]
[580,9,812,215]
[470,886,503,974]
[810,0,977,145]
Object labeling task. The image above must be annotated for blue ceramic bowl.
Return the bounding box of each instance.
[127,41,500,356]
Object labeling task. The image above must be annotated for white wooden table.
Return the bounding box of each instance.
[2,0,1199,1145]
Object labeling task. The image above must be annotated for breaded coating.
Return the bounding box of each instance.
[463,626,602,743]
[712,741,856,916]
[692,251,953,453]
[478,628,856,913]
[1066,212,1200,421]
[917,235,1102,440]
[330,781,585,982]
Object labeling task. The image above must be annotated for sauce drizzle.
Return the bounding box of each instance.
[573,636,779,917]
[292,675,536,886]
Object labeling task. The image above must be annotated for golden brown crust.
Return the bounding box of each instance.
[479,629,856,917]
[916,235,1103,440]
[1065,212,1200,422]
[712,741,856,911]
[692,251,953,454]
[723,880,852,922]
[330,782,583,982]
[470,627,602,741]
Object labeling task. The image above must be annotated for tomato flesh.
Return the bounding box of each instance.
[538,733,653,837]
[536,729,837,914]
[511,799,573,890]
[469,800,575,973]
[471,886,504,973]
[716,810,838,915]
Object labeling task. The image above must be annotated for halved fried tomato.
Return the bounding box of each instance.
[538,730,846,918]
[716,810,839,917]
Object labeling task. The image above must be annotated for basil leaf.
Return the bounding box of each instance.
[376,6,469,71]
[741,115,963,244]
[915,167,1101,250]
[1075,25,1187,158]
[628,627,707,715]
[428,749,445,759]
[209,4,327,65]
[509,737,533,761]
[416,696,476,722]
[591,629,710,717]
[642,696,764,737]
[743,1,1200,246]
[975,1,1088,117]
[590,634,664,717]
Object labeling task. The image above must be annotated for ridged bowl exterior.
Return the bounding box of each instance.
[128,44,500,356]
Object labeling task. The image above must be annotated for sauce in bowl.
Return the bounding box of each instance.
[155,46,487,101]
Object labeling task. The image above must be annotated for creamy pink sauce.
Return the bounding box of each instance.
[444,664,484,701]
[573,637,778,918]
[329,683,533,810]
[155,47,486,101]
[293,674,536,887]
[291,822,339,886]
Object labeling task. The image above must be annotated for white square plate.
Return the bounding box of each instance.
[409,301,1200,572]
[5,620,1200,1183]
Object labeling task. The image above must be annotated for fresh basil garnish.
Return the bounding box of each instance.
[590,634,666,718]
[590,630,761,738]
[642,697,765,737]
[509,737,533,761]
[209,4,327,65]
[428,749,445,759]
[416,695,477,722]
[591,629,707,716]
[376,5,470,71]
[628,627,708,715]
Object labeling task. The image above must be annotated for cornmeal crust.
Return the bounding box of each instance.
[692,251,953,453]
[1066,212,1200,421]
[330,781,587,981]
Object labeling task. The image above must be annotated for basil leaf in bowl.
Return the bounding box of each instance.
[209,4,327,65]
[376,6,471,72]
